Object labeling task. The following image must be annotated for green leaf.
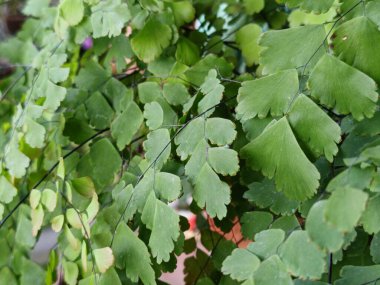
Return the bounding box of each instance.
[155,172,182,201]
[75,61,110,92]
[243,0,265,14]
[206,118,237,146]
[141,192,180,263]
[5,138,30,178]
[308,54,378,120]
[184,54,233,86]
[144,102,163,130]
[131,18,172,62]
[332,16,380,83]
[241,211,273,239]
[29,189,41,209]
[175,117,204,160]
[93,247,114,273]
[163,82,190,106]
[259,24,326,74]
[208,147,239,176]
[111,101,143,150]
[20,258,45,285]
[86,92,114,129]
[77,139,122,189]
[59,0,84,26]
[22,0,50,17]
[198,69,224,116]
[31,204,44,236]
[361,194,380,234]
[335,265,380,285]
[175,37,200,66]
[247,229,285,260]
[367,0,380,27]
[279,230,326,279]
[91,0,130,38]
[143,128,171,170]
[51,215,64,232]
[221,248,260,281]
[324,187,368,232]
[112,223,155,284]
[194,163,230,219]
[240,117,320,201]
[0,175,17,204]
[25,117,46,148]
[63,261,79,285]
[41,189,57,212]
[236,69,298,120]
[305,200,344,252]
[254,255,293,285]
[167,1,195,26]
[244,179,299,215]
[236,24,261,66]
[300,0,334,14]
[288,94,341,161]
[370,232,380,263]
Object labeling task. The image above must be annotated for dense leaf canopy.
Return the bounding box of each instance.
[0,0,380,284]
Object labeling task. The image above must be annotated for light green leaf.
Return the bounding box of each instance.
[309,54,378,120]
[370,232,380,263]
[175,117,204,160]
[259,25,326,74]
[236,69,298,120]
[288,94,341,161]
[367,0,380,27]
[324,187,368,232]
[29,189,41,210]
[163,82,190,106]
[144,102,163,130]
[91,0,130,38]
[111,101,143,150]
[279,230,326,279]
[208,147,239,176]
[131,19,172,62]
[141,192,180,263]
[206,118,237,146]
[0,175,17,204]
[63,261,79,285]
[194,163,230,219]
[240,117,320,201]
[236,24,261,66]
[66,208,82,229]
[335,265,380,285]
[184,139,208,180]
[112,223,155,284]
[31,204,44,237]
[332,16,380,83]
[51,215,64,232]
[198,69,224,116]
[243,0,264,14]
[247,229,285,259]
[41,189,57,212]
[5,138,30,178]
[241,211,273,239]
[25,117,46,148]
[221,248,260,281]
[254,255,293,285]
[59,0,84,26]
[93,247,114,273]
[361,194,380,234]
[155,172,181,201]
[22,0,50,17]
[168,1,195,26]
[305,200,344,252]
[143,128,171,170]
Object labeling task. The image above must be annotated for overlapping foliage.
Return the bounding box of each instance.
[0,0,380,284]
